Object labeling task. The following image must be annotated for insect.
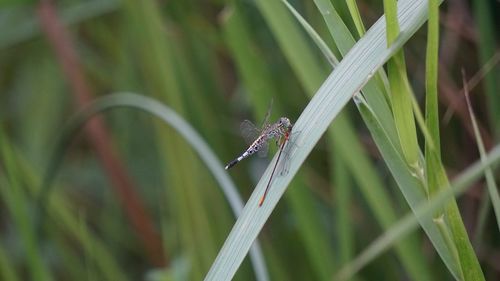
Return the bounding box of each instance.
[225,114,293,206]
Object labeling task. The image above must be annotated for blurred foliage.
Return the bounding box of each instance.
[0,0,499,280]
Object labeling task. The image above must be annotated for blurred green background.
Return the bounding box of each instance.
[0,0,499,280]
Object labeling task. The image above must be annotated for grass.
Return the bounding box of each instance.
[0,0,499,280]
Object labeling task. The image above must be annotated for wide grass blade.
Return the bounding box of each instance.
[312,0,399,146]
[336,143,500,280]
[205,1,447,279]
[222,5,336,279]
[353,94,462,279]
[287,1,432,279]
[39,92,269,281]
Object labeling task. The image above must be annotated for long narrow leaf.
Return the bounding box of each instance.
[39,93,269,281]
[384,0,420,167]
[463,74,500,231]
[222,5,336,279]
[205,1,446,279]
[286,1,432,279]
[336,143,500,280]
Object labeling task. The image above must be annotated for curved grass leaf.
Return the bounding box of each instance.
[38,92,269,281]
[312,0,399,149]
[463,74,500,233]
[205,0,443,279]
[225,3,338,279]
[336,142,500,280]
[298,0,483,279]
[284,1,432,279]
[354,94,462,279]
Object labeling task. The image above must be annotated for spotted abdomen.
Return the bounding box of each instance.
[225,135,267,169]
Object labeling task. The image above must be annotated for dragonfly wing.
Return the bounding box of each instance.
[240,120,260,145]
[257,141,269,157]
[260,98,273,129]
[277,130,300,176]
[278,149,291,176]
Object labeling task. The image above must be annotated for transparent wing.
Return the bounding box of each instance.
[257,141,269,158]
[277,146,291,176]
[277,130,300,176]
[260,98,273,129]
[240,120,260,145]
[272,139,289,176]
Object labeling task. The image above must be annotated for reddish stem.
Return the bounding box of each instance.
[37,0,165,266]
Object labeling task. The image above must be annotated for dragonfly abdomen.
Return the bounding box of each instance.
[225,135,268,170]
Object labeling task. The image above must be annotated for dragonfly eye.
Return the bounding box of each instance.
[279,117,291,128]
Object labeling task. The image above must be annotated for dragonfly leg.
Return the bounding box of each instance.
[276,135,282,147]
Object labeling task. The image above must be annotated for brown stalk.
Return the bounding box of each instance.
[37,0,165,266]
[437,62,493,150]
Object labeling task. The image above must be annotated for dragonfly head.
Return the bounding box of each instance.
[278,117,293,131]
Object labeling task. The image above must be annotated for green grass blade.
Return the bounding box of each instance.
[255,0,325,93]
[285,1,432,279]
[52,199,129,281]
[382,0,399,44]
[473,0,500,137]
[0,241,20,281]
[268,1,421,277]
[383,0,420,167]
[281,0,339,66]
[285,180,337,280]
[329,115,433,280]
[7,141,128,280]
[205,1,447,279]
[336,143,500,280]
[221,5,281,115]
[353,94,462,279]
[345,0,366,37]
[424,1,464,278]
[123,0,245,277]
[333,145,353,266]
[424,0,440,154]
[252,1,343,279]
[312,0,399,147]
[39,92,269,281]
[0,131,54,281]
[0,0,120,49]
[387,52,420,167]
[425,0,442,198]
[223,5,336,278]
[463,75,500,232]
[424,1,484,279]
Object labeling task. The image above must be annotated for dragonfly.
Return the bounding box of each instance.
[225,112,293,206]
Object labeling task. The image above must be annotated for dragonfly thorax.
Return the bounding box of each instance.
[278,117,292,131]
[225,116,293,171]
